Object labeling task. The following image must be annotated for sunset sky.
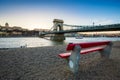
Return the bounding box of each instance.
[0,0,120,30]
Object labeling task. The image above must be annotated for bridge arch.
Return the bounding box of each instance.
[57,25,62,31]
[50,19,65,41]
[53,19,64,31]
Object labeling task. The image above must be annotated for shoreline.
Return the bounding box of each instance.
[0,40,119,49]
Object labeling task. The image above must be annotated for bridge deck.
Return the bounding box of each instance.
[42,24,120,35]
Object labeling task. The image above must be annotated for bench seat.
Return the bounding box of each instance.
[58,46,105,58]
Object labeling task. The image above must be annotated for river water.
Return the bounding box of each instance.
[0,37,120,48]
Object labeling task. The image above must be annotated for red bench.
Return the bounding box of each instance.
[58,41,113,73]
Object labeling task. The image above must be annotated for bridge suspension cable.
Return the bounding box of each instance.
[63,24,83,27]
[63,24,87,27]
[49,26,54,31]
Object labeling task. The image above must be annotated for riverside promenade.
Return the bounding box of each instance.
[0,41,120,80]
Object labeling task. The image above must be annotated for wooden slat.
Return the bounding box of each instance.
[66,41,110,51]
[58,46,105,58]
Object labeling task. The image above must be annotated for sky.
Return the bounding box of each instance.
[0,0,120,30]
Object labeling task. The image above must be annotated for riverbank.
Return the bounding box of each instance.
[0,41,120,80]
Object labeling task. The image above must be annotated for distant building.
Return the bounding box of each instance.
[5,22,9,27]
[34,28,49,32]
[12,26,22,31]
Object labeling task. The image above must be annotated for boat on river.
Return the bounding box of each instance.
[75,34,83,39]
[75,36,83,39]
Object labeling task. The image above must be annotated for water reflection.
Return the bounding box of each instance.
[0,37,120,48]
[50,40,67,45]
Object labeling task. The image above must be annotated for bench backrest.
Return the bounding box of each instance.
[66,41,110,51]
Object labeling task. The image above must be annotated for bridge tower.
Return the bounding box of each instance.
[50,19,65,41]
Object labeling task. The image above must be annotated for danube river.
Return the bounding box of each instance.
[0,37,120,48]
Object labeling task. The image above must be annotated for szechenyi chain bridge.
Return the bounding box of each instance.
[39,19,120,41]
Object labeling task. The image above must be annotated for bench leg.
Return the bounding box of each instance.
[65,58,69,63]
[68,45,81,74]
[100,42,113,58]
